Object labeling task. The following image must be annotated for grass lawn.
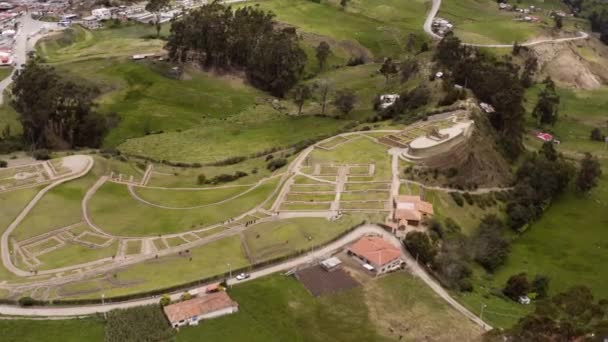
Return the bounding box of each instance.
[285,192,336,202]
[148,155,282,188]
[307,137,392,180]
[0,318,105,342]
[280,202,332,210]
[61,235,249,299]
[243,214,373,262]
[340,190,390,201]
[439,0,547,45]
[11,159,107,242]
[35,241,117,271]
[125,240,142,255]
[133,185,254,208]
[89,177,280,236]
[424,189,504,235]
[0,67,12,80]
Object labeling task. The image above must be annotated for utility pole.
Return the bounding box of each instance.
[102,294,106,320]
[480,303,487,332]
[227,263,232,288]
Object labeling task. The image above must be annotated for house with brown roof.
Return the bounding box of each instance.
[393,195,434,228]
[163,291,238,328]
[347,236,403,275]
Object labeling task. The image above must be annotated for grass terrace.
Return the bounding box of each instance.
[88,177,280,236]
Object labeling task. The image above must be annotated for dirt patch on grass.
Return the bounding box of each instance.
[532,38,608,89]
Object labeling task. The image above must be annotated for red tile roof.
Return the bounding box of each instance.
[394,195,434,221]
[347,236,402,269]
[163,291,237,323]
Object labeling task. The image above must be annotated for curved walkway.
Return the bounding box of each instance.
[125,176,278,210]
[424,0,589,47]
[0,224,491,331]
[400,179,513,194]
[0,156,94,277]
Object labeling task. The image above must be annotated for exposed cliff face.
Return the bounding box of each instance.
[531,37,608,89]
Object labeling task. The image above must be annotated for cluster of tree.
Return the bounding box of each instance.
[506,143,575,230]
[404,215,513,292]
[197,171,248,185]
[166,3,306,96]
[486,286,608,341]
[434,33,525,159]
[532,78,560,126]
[502,272,550,301]
[267,158,287,171]
[591,127,606,141]
[292,81,357,116]
[105,305,175,342]
[471,215,510,272]
[377,85,430,120]
[11,58,110,150]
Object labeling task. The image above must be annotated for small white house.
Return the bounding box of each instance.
[163,291,239,328]
[379,94,399,109]
[320,257,342,271]
[92,8,111,20]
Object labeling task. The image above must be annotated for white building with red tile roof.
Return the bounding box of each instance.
[163,291,238,328]
[347,236,403,275]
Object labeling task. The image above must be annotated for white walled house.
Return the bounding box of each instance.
[91,8,111,20]
[163,291,239,328]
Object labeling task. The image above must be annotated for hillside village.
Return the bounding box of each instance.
[0,0,607,340]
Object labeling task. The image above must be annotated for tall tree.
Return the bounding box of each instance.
[145,0,170,38]
[316,79,331,115]
[576,153,602,194]
[292,84,311,115]
[532,78,560,126]
[315,41,331,70]
[11,58,106,150]
[404,231,437,265]
[332,89,357,116]
[379,58,398,83]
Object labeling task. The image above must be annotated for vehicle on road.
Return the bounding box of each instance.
[236,273,250,281]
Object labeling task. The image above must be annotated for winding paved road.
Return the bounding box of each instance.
[424,0,589,47]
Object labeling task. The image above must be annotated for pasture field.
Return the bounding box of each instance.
[340,191,390,201]
[243,0,428,57]
[524,86,608,159]
[0,317,105,342]
[242,214,372,262]
[60,235,249,299]
[439,0,551,45]
[88,177,280,236]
